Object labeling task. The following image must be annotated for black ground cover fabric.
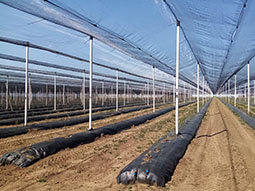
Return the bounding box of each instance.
[0,102,172,138]
[221,100,255,129]
[0,102,194,167]
[0,102,146,123]
[0,102,83,115]
[0,102,109,120]
[0,105,117,125]
[0,106,83,122]
[116,99,211,187]
[0,104,83,119]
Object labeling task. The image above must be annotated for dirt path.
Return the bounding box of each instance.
[167,98,255,191]
[0,102,198,190]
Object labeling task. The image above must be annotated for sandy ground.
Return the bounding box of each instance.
[0,103,175,154]
[0,101,197,190]
[166,98,255,191]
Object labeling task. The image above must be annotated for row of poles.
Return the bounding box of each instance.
[19,25,210,132]
[219,61,255,114]
[0,76,197,110]
[175,21,212,134]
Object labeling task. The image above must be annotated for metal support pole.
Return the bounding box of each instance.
[153,66,155,112]
[24,45,29,126]
[83,72,86,110]
[203,77,205,105]
[6,76,8,110]
[175,20,180,135]
[54,73,56,111]
[163,83,166,104]
[63,84,65,105]
[88,36,93,131]
[248,62,250,114]
[124,81,126,106]
[102,80,104,106]
[147,80,149,105]
[197,62,199,113]
[116,71,119,111]
[228,80,230,103]
[234,75,237,107]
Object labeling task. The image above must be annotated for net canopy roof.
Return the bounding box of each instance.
[0,0,254,94]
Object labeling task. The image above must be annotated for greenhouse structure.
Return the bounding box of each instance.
[0,0,254,190]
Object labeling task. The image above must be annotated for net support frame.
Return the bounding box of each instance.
[88,36,93,131]
[54,73,56,111]
[24,45,29,126]
[153,66,155,113]
[197,62,199,113]
[175,20,180,135]
[247,62,250,114]
[234,75,237,106]
[116,70,119,112]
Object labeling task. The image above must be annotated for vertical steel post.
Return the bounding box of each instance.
[116,71,119,111]
[147,80,149,105]
[234,75,237,106]
[203,76,205,105]
[197,62,199,113]
[175,20,180,135]
[127,84,129,104]
[54,73,56,111]
[153,66,155,112]
[102,80,104,106]
[24,45,29,126]
[124,81,126,106]
[163,83,166,104]
[83,72,86,110]
[228,80,230,103]
[6,76,8,110]
[63,84,65,105]
[248,62,250,114]
[89,36,93,130]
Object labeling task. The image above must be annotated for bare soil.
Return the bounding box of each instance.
[3,99,252,191]
[0,103,174,154]
[166,98,255,191]
[0,102,197,190]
